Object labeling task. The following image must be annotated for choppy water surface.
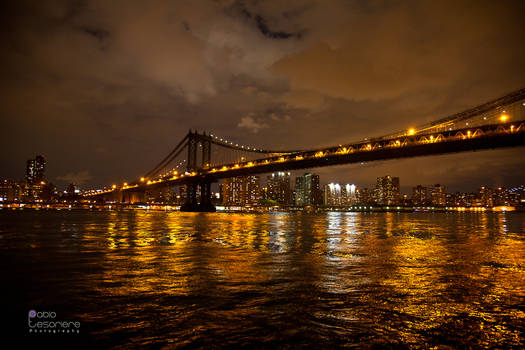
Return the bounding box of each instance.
[1,210,524,348]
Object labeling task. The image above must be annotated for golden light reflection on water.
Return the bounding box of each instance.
[17,210,523,347]
[350,212,525,347]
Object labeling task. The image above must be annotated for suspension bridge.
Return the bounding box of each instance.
[84,88,525,211]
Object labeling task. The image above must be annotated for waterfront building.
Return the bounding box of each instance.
[294,173,322,206]
[323,183,341,206]
[509,185,525,205]
[357,187,374,205]
[222,176,260,206]
[430,184,446,206]
[479,186,494,207]
[266,172,291,205]
[375,175,400,205]
[25,155,46,201]
[400,194,412,206]
[26,155,46,183]
[323,182,357,206]
[341,184,357,205]
[412,185,428,206]
[0,180,24,202]
[494,187,511,206]
[260,186,268,200]
[145,187,175,203]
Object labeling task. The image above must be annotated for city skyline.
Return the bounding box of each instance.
[3,155,523,209]
[2,152,525,195]
[4,154,523,194]
[2,1,525,191]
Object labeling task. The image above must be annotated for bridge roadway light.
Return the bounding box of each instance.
[408,128,415,135]
[500,114,509,122]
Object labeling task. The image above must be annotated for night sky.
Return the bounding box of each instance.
[2,0,525,193]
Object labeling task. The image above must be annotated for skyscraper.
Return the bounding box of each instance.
[494,187,510,206]
[430,184,446,206]
[323,183,341,206]
[357,187,374,205]
[323,183,357,206]
[375,175,400,205]
[294,173,321,206]
[412,185,428,205]
[478,186,494,207]
[341,184,357,205]
[222,176,260,206]
[25,155,46,201]
[26,155,46,183]
[266,172,291,205]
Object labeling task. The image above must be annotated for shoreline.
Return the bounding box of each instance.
[1,203,522,213]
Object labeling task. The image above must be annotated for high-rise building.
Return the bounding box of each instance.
[494,187,510,206]
[357,187,374,205]
[0,180,24,202]
[323,183,342,206]
[323,183,357,206]
[266,172,291,205]
[26,155,46,184]
[400,193,411,206]
[375,175,400,205]
[222,176,260,206]
[145,187,175,203]
[412,185,428,206]
[479,186,494,207]
[25,155,46,201]
[509,185,525,206]
[341,184,357,205]
[260,186,269,200]
[294,173,322,206]
[429,184,446,206]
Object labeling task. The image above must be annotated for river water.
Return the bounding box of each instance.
[1,210,524,348]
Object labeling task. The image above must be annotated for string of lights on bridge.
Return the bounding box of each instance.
[208,133,264,152]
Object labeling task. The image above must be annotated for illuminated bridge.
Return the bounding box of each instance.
[85,88,525,211]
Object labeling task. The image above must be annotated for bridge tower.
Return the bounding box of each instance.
[180,130,216,212]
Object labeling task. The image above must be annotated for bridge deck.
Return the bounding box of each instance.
[86,120,525,196]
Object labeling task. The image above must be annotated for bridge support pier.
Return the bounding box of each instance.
[180,182,215,212]
[198,182,216,212]
[128,190,145,204]
[180,183,198,211]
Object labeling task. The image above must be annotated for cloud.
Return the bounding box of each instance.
[1,0,524,190]
[56,171,93,186]
[268,112,291,122]
[237,115,268,133]
[280,89,326,111]
[271,1,525,102]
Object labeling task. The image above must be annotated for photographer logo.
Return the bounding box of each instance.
[28,309,81,334]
